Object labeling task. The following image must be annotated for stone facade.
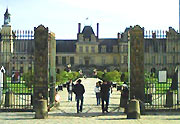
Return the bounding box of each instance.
[0,9,180,77]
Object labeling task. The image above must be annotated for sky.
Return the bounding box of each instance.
[0,0,179,39]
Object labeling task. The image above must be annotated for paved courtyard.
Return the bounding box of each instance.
[0,78,180,124]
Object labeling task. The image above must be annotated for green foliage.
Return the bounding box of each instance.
[22,71,34,88]
[122,72,128,82]
[56,71,80,85]
[3,82,32,94]
[97,71,104,79]
[103,70,121,82]
[97,70,129,83]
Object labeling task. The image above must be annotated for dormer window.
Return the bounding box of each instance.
[101,45,106,53]
[85,38,89,42]
[91,34,96,42]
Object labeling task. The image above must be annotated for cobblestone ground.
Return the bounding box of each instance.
[0,78,180,124]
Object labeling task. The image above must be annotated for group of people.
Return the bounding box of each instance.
[66,79,114,114]
[94,81,112,113]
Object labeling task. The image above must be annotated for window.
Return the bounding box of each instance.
[86,46,89,53]
[101,46,106,53]
[62,57,66,65]
[113,46,118,53]
[79,46,83,53]
[91,46,95,53]
[123,45,128,52]
[70,57,74,65]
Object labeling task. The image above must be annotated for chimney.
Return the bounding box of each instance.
[117,32,120,39]
[78,23,81,33]
[97,23,99,38]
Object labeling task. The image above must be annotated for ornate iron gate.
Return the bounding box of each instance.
[0,29,34,111]
[0,26,56,111]
[144,28,180,110]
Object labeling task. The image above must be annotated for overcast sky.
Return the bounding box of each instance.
[0,0,179,39]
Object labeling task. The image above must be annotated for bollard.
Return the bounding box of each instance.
[5,91,14,107]
[35,99,48,119]
[127,99,140,119]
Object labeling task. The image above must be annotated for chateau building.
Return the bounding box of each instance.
[0,9,180,76]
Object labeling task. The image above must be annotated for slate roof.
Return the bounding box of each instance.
[56,40,77,53]
[82,26,95,39]
[99,39,118,53]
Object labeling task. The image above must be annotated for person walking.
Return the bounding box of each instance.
[100,80,111,113]
[120,81,129,113]
[94,82,101,105]
[73,79,85,113]
[66,79,74,101]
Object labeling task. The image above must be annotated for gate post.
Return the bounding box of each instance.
[127,25,145,118]
[48,33,56,104]
[34,25,49,119]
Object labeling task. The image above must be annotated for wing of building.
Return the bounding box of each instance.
[0,9,179,76]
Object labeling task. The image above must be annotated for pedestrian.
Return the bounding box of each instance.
[73,79,85,113]
[100,80,111,113]
[94,81,101,105]
[120,82,129,113]
[107,82,113,104]
[66,79,74,101]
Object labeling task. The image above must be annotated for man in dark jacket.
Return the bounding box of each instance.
[100,80,111,113]
[73,79,85,113]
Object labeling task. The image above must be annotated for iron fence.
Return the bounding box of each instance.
[0,30,34,111]
[144,29,180,110]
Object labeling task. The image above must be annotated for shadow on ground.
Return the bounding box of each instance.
[49,111,125,118]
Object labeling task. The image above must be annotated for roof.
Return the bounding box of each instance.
[56,40,77,53]
[99,39,118,53]
[82,26,95,39]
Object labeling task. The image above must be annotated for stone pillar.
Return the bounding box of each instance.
[48,32,56,104]
[34,25,49,118]
[129,25,145,101]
